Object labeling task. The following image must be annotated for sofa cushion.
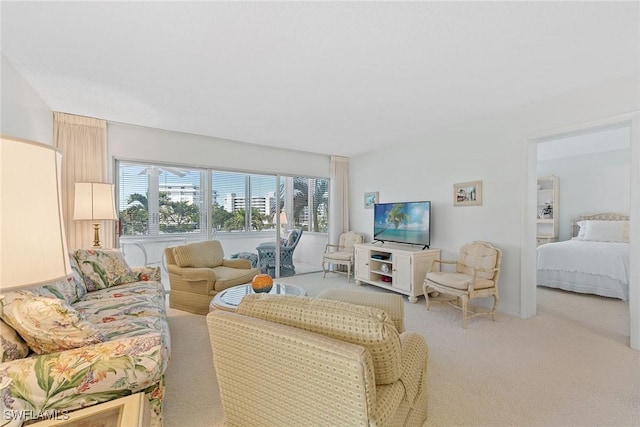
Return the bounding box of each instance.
[238,294,403,385]
[74,249,139,291]
[172,240,224,268]
[29,276,82,305]
[0,318,29,361]
[0,292,107,354]
[132,265,162,282]
[74,281,167,322]
[69,253,88,299]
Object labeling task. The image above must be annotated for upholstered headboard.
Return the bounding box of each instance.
[570,212,629,238]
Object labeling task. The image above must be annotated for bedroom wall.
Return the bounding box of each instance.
[350,73,640,317]
[538,148,630,241]
[0,54,53,145]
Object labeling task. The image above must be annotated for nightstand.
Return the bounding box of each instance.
[536,236,558,247]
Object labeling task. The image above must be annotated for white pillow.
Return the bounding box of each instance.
[581,220,629,242]
[574,220,587,240]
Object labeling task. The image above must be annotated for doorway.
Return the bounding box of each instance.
[521,113,640,350]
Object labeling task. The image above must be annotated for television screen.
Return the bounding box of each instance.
[373,201,431,247]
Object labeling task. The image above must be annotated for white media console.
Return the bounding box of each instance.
[354,242,440,303]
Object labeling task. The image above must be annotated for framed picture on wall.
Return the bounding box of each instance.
[364,192,379,209]
[454,181,482,206]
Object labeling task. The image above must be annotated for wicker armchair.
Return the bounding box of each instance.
[423,241,502,328]
[256,228,303,277]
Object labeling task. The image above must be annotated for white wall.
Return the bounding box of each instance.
[538,148,630,241]
[0,54,53,144]
[108,122,331,268]
[350,73,640,317]
[108,122,330,179]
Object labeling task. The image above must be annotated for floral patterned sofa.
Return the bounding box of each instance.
[0,249,170,426]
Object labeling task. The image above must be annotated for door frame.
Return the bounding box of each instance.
[520,112,640,350]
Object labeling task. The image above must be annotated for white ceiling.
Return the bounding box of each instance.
[1,1,638,157]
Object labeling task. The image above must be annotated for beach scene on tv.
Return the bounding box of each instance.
[373,201,430,245]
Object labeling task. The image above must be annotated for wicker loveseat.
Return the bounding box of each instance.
[207,293,429,426]
[0,249,170,427]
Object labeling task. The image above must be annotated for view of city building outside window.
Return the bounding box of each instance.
[282,177,329,233]
[118,163,205,236]
[211,172,277,232]
[117,161,329,237]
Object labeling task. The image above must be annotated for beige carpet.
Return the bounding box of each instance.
[163,273,639,427]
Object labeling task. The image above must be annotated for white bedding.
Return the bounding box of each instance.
[536,240,629,301]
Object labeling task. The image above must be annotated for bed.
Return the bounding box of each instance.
[536,212,630,301]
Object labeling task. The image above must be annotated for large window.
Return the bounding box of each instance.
[117,161,329,237]
[281,176,329,233]
[118,163,206,236]
[211,172,277,232]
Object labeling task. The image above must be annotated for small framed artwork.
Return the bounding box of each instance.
[454,181,482,206]
[364,192,379,209]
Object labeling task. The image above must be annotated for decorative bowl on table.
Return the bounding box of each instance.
[251,274,273,293]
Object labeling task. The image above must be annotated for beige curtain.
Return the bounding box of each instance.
[329,155,350,245]
[54,112,112,249]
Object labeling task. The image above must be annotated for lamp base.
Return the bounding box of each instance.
[92,222,102,248]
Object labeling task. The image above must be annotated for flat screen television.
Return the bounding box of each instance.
[373,201,431,248]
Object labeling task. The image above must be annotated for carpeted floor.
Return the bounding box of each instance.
[163,272,639,427]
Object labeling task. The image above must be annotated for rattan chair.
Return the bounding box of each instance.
[423,241,502,328]
[256,228,303,277]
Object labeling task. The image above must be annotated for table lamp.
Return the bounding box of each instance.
[279,210,288,234]
[1,135,72,427]
[73,182,118,248]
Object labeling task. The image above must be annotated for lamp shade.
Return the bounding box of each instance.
[0,135,71,290]
[73,182,118,221]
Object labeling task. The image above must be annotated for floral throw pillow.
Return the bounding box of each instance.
[0,318,29,361]
[68,252,88,299]
[73,249,138,291]
[0,292,107,355]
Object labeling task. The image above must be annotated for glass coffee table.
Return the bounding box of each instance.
[209,282,306,312]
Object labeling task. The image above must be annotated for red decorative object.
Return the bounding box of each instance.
[251,274,273,293]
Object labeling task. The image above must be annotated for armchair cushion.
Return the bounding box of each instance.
[172,240,223,268]
[457,242,498,279]
[211,266,258,292]
[426,271,495,290]
[323,250,353,261]
[340,231,364,248]
[238,294,402,385]
[221,258,252,269]
[177,267,218,283]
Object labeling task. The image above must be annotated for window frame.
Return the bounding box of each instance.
[114,158,330,240]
